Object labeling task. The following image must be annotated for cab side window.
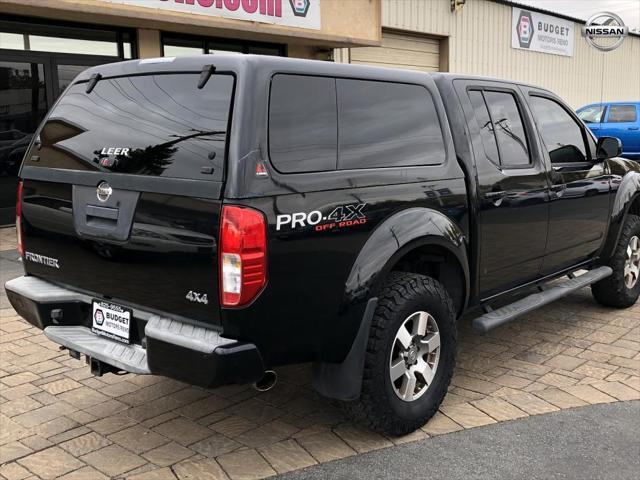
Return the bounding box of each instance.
[530,96,588,164]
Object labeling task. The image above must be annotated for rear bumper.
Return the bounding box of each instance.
[4,276,265,388]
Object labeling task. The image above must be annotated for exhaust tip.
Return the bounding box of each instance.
[253,370,277,392]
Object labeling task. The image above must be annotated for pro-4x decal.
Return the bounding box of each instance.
[276,203,367,231]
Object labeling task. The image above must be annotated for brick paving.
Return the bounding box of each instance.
[0,230,17,253]
[0,227,639,479]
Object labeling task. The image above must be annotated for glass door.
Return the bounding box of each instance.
[0,54,121,225]
[0,55,49,225]
[0,16,135,226]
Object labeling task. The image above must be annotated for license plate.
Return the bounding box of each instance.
[92,300,131,344]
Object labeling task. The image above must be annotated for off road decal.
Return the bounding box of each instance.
[276,203,367,231]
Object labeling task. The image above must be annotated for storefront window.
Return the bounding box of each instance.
[0,19,133,59]
[163,37,204,57]
[0,33,24,51]
[162,34,284,57]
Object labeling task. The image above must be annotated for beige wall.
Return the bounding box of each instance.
[378,0,640,108]
[137,29,161,59]
[0,0,381,49]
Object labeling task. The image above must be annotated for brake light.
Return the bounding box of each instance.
[16,180,24,257]
[220,205,267,307]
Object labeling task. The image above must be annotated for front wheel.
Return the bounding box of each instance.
[345,272,457,436]
[592,214,640,308]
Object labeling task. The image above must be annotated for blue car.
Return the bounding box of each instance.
[577,101,640,160]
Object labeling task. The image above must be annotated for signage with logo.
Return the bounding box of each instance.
[100,0,321,30]
[512,7,574,57]
[582,12,628,51]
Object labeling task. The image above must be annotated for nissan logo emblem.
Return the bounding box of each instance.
[582,12,629,52]
[96,181,112,202]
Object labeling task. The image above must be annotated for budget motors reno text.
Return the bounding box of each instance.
[99,0,321,29]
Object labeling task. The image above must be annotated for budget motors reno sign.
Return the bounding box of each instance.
[100,0,321,30]
[512,7,574,57]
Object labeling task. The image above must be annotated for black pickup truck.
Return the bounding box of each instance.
[5,55,640,435]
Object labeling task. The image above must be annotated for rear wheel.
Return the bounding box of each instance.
[345,272,456,436]
[592,214,640,308]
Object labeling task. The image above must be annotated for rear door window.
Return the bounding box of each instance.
[269,74,337,173]
[482,91,530,167]
[336,79,445,169]
[37,73,234,181]
[468,90,500,166]
[607,105,637,123]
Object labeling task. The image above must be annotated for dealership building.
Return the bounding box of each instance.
[1,0,639,224]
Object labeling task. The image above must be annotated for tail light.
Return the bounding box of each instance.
[219,205,267,307]
[16,180,24,257]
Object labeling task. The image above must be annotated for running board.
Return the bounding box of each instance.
[472,266,613,333]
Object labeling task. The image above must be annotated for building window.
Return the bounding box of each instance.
[162,34,285,57]
[0,18,133,58]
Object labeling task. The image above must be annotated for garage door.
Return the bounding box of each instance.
[350,31,440,72]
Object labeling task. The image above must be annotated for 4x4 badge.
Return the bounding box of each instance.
[96,181,112,203]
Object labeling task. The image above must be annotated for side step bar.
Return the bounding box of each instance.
[472,266,613,333]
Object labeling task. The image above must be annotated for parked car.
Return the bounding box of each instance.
[6,56,640,435]
[577,102,640,160]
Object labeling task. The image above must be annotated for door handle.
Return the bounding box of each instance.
[485,191,507,199]
[86,205,119,220]
[550,184,566,198]
[484,191,507,206]
[628,126,639,130]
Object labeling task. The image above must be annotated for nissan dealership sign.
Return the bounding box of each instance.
[512,7,574,57]
[101,0,321,30]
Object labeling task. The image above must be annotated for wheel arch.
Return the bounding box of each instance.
[343,207,470,317]
[601,170,640,262]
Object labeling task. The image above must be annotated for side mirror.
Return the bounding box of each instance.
[596,136,622,160]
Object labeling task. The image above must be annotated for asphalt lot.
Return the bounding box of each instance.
[280,401,640,480]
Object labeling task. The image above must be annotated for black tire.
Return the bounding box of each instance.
[345,272,457,436]
[592,214,640,308]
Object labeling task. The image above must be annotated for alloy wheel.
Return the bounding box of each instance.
[624,235,640,289]
[389,311,441,402]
